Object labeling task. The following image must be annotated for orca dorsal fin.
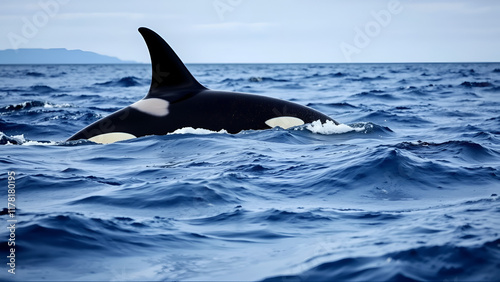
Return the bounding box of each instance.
[138,27,205,98]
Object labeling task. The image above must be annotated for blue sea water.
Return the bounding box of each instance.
[0,63,500,281]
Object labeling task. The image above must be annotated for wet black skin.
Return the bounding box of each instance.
[67,27,336,141]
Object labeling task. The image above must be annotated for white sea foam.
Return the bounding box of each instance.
[3,101,71,110]
[22,140,59,146]
[43,102,72,108]
[170,127,228,135]
[1,133,25,145]
[305,120,366,135]
[1,132,58,146]
[170,122,367,136]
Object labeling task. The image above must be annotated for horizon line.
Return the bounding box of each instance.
[1,61,500,65]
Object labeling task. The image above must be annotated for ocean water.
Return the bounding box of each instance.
[0,63,500,281]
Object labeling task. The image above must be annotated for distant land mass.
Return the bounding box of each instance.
[0,48,138,64]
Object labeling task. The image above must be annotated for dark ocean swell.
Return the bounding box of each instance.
[262,239,500,282]
[0,63,499,281]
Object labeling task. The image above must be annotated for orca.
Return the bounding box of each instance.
[67,27,338,144]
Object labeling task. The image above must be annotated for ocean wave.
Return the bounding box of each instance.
[29,85,58,93]
[346,76,389,82]
[9,212,176,255]
[460,81,494,87]
[94,76,147,87]
[169,122,384,137]
[393,140,500,163]
[70,181,238,208]
[1,100,46,111]
[188,208,335,226]
[373,144,499,189]
[357,110,432,125]
[270,83,305,90]
[0,132,60,145]
[261,239,500,282]
[170,127,229,135]
[0,100,72,112]
[248,76,290,83]
[461,131,500,144]
[25,71,45,77]
[484,86,500,93]
[305,72,346,79]
[308,144,500,201]
[49,71,67,78]
[304,120,366,135]
[351,90,397,100]
[1,63,500,281]
[220,78,245,85]
[0,132,25,145]
[256,208,335,224]
[483,116,500,134]
[306,102,358,109]
[0,87,24,93]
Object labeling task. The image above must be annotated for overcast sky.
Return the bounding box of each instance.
[1,0,500,63]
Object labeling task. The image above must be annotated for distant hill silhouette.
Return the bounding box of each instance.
[0,48,138,64]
